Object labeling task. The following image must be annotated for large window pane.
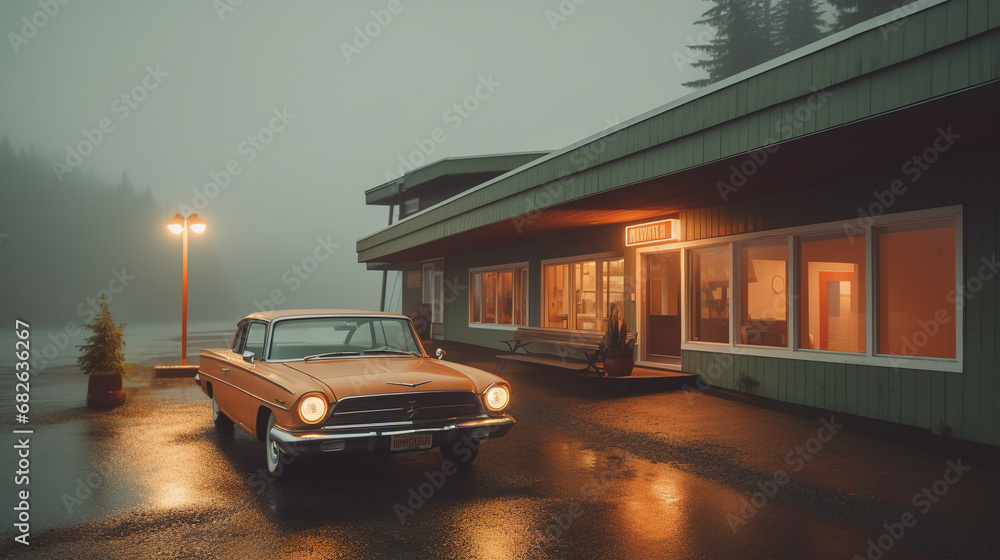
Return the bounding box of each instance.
[498,270,513,325]
[469,272,482,323]
[544,258,623,330]
[877,221,956,358]
[799,233,866,353]
[514,268,528,326]
[544,264,569,328]
[470,266,527,326]
[739,240,788,347]
[482,271,497,324]
[574,262,597,330]
[689,246,730,343]
[603,258,625,330]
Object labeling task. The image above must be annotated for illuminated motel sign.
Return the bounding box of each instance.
[625,219,678,246]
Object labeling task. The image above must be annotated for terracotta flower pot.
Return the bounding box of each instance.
[603,351,634,377]
[87,374,125,408]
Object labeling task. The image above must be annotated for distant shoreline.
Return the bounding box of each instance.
[0,319,235,370]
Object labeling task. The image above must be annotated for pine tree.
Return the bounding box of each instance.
[117,171,133,194]
[828,0,908,29]
[760,0,774,53]
[0,136,12,165]
[774,0,825,54]
[77,295,128,377]
[683,0,775,89]
[139,185,156,205]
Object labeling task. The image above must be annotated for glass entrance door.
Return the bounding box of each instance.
[645,252,681,360]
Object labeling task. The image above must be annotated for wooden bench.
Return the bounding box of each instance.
[497,327,608,375]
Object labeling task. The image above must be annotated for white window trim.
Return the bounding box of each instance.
[468,262,530,328]
[634,248,686,363]
[633,205,963,373]
[469,323,521,332]
[541,251,620,267]
[470,262,529,273]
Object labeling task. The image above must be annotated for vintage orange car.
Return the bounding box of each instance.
[197,309,514,476]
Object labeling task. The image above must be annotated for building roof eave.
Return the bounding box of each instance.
[357,0,989,263]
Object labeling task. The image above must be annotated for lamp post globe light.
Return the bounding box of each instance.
[165,213,206,369]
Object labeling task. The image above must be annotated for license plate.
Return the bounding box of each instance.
[391,434,433,452]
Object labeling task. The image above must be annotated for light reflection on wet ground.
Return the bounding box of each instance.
[0,362,985,559]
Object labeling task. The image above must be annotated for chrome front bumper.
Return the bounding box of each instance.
[268,415,515,456]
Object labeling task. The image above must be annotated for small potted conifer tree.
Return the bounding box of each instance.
[78,295,127,408]
[602,302,635,377]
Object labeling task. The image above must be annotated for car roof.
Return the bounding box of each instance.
[242,309,409,323]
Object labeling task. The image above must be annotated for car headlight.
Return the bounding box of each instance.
[298,394,329,424]
[482,383,510,412]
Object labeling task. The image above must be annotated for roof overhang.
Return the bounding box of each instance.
[360,80,1000,263]
[364,152,550,206]
[357,0,998,263]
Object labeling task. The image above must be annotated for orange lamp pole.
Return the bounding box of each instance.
[181,222,189,365]
[167,213,206,365]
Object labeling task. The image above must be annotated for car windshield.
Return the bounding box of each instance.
[268,317,423,361]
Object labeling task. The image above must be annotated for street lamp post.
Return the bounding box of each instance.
[166,213,206,365]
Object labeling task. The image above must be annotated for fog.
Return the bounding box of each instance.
[1,0,713,327]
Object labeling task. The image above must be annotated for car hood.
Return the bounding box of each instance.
[283,357,478,398]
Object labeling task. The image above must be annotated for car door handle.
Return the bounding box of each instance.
[221,368,230,374]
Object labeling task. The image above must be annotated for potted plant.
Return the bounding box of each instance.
[603,302,635,377]
[78,295,127,408]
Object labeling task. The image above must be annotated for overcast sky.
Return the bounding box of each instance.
[2,0,709,318]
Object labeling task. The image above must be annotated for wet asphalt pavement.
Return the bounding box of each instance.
[2,343,999,559]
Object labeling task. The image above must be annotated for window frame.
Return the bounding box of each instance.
[242,321,268,361]
[874,217,959,360]
[468,262,530,330]
[633,206,963,373]
[261,316,425,362]
[231,323,248,352]
[687,244,732,345]
[736,237,790,348]
[796,231,869,355]
[541,252,624,331]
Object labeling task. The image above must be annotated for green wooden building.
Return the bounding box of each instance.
[358,0,1000,445]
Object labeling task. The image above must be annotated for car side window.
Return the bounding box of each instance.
[244,323,267,359]
[231,324,247,352]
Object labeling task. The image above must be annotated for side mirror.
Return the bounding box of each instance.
[435,348,447,360]
[242,350,255,364]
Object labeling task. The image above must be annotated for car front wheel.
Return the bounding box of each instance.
[212,395,233,429]
[265,412,296,477]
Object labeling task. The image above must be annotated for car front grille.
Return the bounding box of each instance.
[325,391,485,427]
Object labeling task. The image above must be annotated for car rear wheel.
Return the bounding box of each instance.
[212,395,233,429]
[265,412,296,477]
